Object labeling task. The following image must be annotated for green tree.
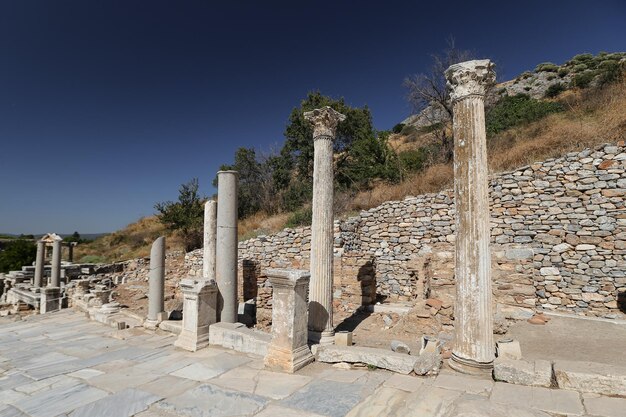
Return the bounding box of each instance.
[282,91,374,181]
[0,240,37,273]
[337,132,400,188]
[155,178,205,251]
[63,231,82,243]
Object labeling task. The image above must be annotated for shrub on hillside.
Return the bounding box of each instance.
[486,94,563,136]
[535,62,559,72]
[572,71,596,88]
[545,83,566,98]
[285,206,312,228]
[399,149,428,173]
[392,123,405,134]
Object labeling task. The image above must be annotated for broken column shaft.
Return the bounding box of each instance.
[445,59,496,374]
[50,240,62,287]
[203,200,217,280]
[34,240,45,288]
[145,236,166,328]
[304,106,346,345]
[215,171,239,323]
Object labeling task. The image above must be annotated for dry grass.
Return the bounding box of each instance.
[74,216,184,262]
[488,81,626,171]
[238,211,290,240]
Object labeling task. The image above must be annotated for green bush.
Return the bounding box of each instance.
[597,60,624,86]
[391,123,405,134]
[0,240,36,273]
[558,68,570,78]
[571,53,594,63]
[486,94,563,136]
[545,83,566,98]
[573,64,588,72]
[399,149,428,173]
[535,62,559,73]
[285,206,312,228]
[572,71,596,88]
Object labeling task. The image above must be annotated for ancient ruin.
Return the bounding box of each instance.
[304,106,346,345]
[264,268,314,373]
[215,170,239,323]
[445,59,497,374]
[145,236,167,329]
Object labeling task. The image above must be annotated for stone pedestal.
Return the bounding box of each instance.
[203,200,217,280]
[445,59,496,374]
[304,106,346,345]
[145,236,167,329]
[216,171,239,323]
[34,240,45,288]
[175,278,218,352]
[40,286,61,314]
[264,269,314,373]
[50,240,62,287]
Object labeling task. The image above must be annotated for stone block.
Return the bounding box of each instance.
[335,331,353,346]
[209,322,270,357]
[493,358,552,387]
[174,278,218,352]
[390,340,410,354]
[264,269,314,373]
[316,345,418,374]
[40,287,61,314]
[554,360,626,396]
[419,335,440,355]
[496,340,522,360]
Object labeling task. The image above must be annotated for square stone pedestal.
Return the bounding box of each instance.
[40,287,61,314]
[174,278,218,352]
[264,269,314,373]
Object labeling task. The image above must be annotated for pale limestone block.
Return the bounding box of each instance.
[264,269,314,373]
[174,278,218,352]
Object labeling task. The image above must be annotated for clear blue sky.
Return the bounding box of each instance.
[1,1,625,235]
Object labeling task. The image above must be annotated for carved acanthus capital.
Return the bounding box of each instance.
[304,106,346,139]
[445,59,496,102]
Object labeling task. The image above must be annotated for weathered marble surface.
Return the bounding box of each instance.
[1,310,624,417]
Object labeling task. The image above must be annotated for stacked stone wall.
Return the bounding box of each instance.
[183,142,626,319]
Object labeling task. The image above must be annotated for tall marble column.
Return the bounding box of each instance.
[50,240,62,287]
[203,200,217,280]
[34,240,45,288]
[304,106,346,345]
[145,236,167,329]
[445,59,496,374]
[215,171,239,323]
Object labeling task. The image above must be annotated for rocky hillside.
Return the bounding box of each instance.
[403,52,626,128]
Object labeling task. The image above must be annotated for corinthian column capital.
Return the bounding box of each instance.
[304,106,346,139]
[445,59,496,102]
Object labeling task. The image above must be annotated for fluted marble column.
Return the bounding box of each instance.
[203,200,217,280]
[445,59,496,374]
[50,240,62,287]
[34,240,45,288]
[216,171,239,323]
[304,106,346,345]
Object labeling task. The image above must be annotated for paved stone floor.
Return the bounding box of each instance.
[1,311,625,417]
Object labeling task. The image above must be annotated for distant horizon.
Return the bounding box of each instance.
[1,0,625,234]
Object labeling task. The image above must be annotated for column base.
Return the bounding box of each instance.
[448,352,494,376]
[144,312,168,330]
[308,329,335,346]
[265,345,314,373]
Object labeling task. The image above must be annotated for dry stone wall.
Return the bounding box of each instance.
[182,142,626,319]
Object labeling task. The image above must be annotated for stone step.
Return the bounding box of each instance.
[554,360,626,397]
[316,345,417,374]
[208,322,270,357]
